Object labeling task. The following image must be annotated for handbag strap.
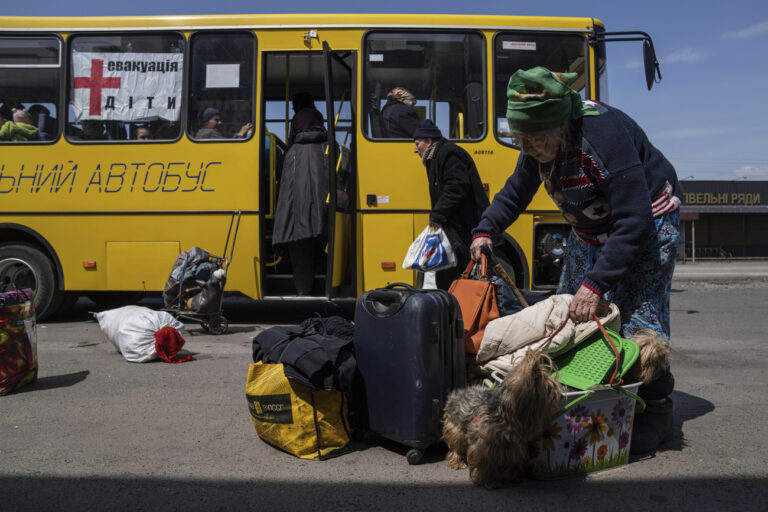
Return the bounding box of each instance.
[460,253,488,279]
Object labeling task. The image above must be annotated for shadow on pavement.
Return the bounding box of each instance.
[43,295,357,326]
[10,370,90,394]
[0,475,765,511]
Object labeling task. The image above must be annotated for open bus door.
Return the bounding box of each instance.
[322,42,356,299]
[258,46,356,298]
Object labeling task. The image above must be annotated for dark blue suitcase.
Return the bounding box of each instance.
[353,283,465,464]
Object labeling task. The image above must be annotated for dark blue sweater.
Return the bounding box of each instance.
[473,102,681,295]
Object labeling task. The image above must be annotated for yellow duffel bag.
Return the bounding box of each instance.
[246,362,351,460]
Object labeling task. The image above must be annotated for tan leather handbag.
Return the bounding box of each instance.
[448,254,500,354]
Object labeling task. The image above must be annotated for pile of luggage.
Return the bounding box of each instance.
[246,258,653,486]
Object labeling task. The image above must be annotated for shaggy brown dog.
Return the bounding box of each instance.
[628,329,671,384]
[441,350,562,488]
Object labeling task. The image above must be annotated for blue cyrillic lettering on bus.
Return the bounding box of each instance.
[201,162,220,192]
[85,165,102,193]
[163,162,183,192]
[143,162,164,192]
[0,165,15,193]
[182,163,199,192]
[15,165,36,194]
[106,164,127,193]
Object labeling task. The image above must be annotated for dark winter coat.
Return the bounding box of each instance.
[381,99,420,139]
[426,140,490,259]
[273,130,330,247]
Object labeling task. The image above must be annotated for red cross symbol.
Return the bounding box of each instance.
[73,59,121,116]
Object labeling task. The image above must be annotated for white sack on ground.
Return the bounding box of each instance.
[95,306,185,363]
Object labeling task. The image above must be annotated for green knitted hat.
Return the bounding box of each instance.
[506,66,598,134]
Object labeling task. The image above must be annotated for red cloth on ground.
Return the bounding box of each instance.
[153,326,194,363]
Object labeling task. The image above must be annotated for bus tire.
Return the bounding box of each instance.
[0,242,62,321]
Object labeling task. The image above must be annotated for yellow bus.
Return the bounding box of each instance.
[0,14,660,320]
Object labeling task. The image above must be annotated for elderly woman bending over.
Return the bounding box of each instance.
[470,67,682,454]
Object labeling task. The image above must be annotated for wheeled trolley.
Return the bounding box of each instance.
[161,211,241,335]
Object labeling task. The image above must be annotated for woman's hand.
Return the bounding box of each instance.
[470,237,492,262]
[237,123,254,138]
[569,285,601,323]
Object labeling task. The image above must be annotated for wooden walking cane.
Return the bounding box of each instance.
[487,252,530,308]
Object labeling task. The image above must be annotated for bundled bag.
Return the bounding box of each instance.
[246,362,351,460]
[247,315,356,459]
[448,253,500,354]
[402,226,456,272]
[0,289,37,395]
[95,306,193,363]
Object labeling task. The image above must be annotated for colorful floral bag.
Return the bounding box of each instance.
[0,289,38,396]
[528,382,645,479]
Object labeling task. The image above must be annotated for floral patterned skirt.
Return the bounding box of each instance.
[556,211,680,341]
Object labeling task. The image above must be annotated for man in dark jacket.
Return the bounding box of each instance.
[413,119,490,289]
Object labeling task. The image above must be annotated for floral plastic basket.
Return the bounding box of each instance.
[528,382,644,479]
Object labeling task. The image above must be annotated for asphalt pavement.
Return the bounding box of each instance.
[1,265,767,511]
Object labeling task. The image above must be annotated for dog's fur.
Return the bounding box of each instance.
[628,329,671,384]
[442,350,562,488]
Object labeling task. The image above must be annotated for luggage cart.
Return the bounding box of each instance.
[162,211,241,335]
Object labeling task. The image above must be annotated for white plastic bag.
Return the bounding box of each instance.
[402,226,456,272]
[422,271,438,290]
[95,306,185,363]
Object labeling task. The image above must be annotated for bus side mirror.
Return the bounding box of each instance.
[643,39,661,91]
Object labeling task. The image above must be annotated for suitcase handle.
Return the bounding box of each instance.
[384,282,417,291]
[364,284,415,318]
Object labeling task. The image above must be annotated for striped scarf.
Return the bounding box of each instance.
[421,140,439,165]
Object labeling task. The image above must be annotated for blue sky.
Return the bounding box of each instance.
[5,1,768,180]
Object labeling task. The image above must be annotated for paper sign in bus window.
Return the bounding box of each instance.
[71,51,183,121]
[503,41,537,51]
[205,64,241,89]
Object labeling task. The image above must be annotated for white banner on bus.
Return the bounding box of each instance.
[71,51,183,121]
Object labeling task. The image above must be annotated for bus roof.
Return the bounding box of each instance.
[0,14,603,33]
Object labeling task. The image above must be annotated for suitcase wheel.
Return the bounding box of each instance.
[406,448,424,465]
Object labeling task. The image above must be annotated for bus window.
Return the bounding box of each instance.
[188,32,255,141]
[364,31,485,141]
[0,36,60,143]
[67,33,184,142]
[494,32,586,147]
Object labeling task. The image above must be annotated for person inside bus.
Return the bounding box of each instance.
[469,67,682,455]
[273,96,329,296]
[28,104,56,141]
[412,119,490,290]
[0,108,39,141]
[288,92,324,144]
[133,125,152,141]
[195,107,252,139]
[382,87,420,139]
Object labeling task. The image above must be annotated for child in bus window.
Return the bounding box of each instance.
[134,126,152,141]
[0,108,40,141]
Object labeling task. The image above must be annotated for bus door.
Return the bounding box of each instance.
[322,42,356,299]
[258,47,356,298]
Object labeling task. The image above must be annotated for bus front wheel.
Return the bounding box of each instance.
[0,243,62,321]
